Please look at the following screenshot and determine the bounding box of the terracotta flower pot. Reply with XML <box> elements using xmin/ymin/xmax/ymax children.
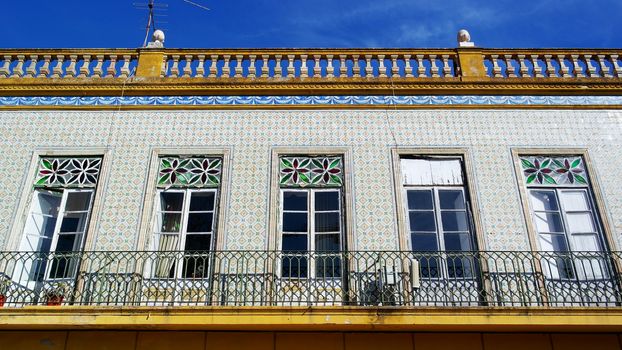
<box><xmin>46</xmin><ymin>295</ymin><xmax>63</xmax><ymax>306</ymax></box>
<box><xmin>0</xmin><ymin>295</ymin><xmax>6</xmax><ymax>307</ymax></box>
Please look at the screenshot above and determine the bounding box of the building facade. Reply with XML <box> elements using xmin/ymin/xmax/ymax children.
<box><xmin>0</xmin><ymin>43</ymin><xmax>621</xmax><ymax>349</ymax></box>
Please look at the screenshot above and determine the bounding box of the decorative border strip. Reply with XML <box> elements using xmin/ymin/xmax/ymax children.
<box><xmin>1</xmin><ymin>95</ymin><xmax>622</xmax><ymax>107</ymax></box>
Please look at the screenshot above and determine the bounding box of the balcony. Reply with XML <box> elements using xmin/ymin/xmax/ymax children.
<box><xmin>0</xmin><ymin>48</ymin><xmax>621</xmax><ymax>97</ymax></box>
<box><xmin>0</xmin><ymin>250</ymin><xmax>620</xmax><ymax>308</ymax></box>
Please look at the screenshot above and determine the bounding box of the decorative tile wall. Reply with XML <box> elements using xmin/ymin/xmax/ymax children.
<box><xmin>1</xmin><ymin>109</ymin><xmax>621</xmax><ymax>251</ymax></box>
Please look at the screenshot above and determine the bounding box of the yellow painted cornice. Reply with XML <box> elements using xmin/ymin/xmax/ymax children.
<box><xmin>1</xmin><ymin>307</ymin><xmax>622</xmax><ymax>332</ymax></box>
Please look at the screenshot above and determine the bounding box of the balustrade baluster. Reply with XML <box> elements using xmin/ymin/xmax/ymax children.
<box><xmin>557</xmin><ymin>55</ymin><xmax>571</xmax><ymax>78</ymax></box>
<box><xmin>597</xmin><ymin>55</ymin><xmax>612</xmax><ymax>78</ymax></box>
<box><xmin>490</xmin><ymin>55</ymin><xmax>502</xmax><ymax>77</ymax></box>
<box><xmin>261</xmin><ymin>54</ymin><xmax>269</xmax><ymax>77</ymax></box>
<box><xmin>300</xmin><ymin>55</ymin><xmax>308</xmax><ymax>78</ymax></box>
<box><xmin>584</xmin><ymin>54</ymin><xmax>597</xmax><ymax>77</ymax></box>
<box><xmin>274</xmin><ymin>55</ymin><xmax>282</xmax><ymax>78</ymax></box>
<box><xmin>119</xmin><ymin>55</ymin><xmax>131</xmax><ymax>78</ymax></box>
<box><xmin>531</xmin><ymin>54</ymin><xmax>544</xmax><ymax>77</ymax></box>
<box><xmin>0</xmin><ymin>55</ymin><xmax>11</xmax><ymax>77</ymax></box>
<box><xmin>517</xmin><ymin>54</ymin><xmax>529</xmax><ymax>77</ymax></box>
<box><xmin>287</xmin><ymin>54</ymin><xmax>295</xmax><ymax>77</ymax></box>
<box><xmin>92</xmin><ymin>55</ymin><xmax>104</xmax><ymax>77</ymax></box>
<box><xmin>391</xmin><ymin>55</ymin><xmax>399</xmax><ymax>78</ymax></box>
<box><xmin>235</xmin><ymin>54</ymin><xmax>243</xmax><ymax>77</ymax></box>
<box><xmin>378</xmin><ymin>54</ymin><xmax>387</xmax><ymax>78</ymax></box>
<box><xmin>416</xmin><ymin>55</ymin><xmax>426</xmax><ymax>77</ymax></box>
<box><xmin>352</xmin><ymin>54</ymin><xmax>360</xmax><ymax>77</ymax></box>
<box><xmin>11</xmin><ymin>55</ymin><xmax>25</xmax><ymax>78</ymax></box>
<box><xmin>66</xmin><ymin>55</ymin><xmax>78</xmax><ymax>78</ymax></box>
<box><xmin>161</xmin><ymin>55</ymin><xmax>168</xmax><ymax>77</ymax></box>
<box><xmin>222</xmin><ymin>55</ymin><xmax>231</xmax><ymax>77</ymax></box>
<box><xmin>170</xmin><ymin>55</ymin><xmax>180</xmax><ymax>77</ymax></box>
<box><xmin>339</xmin><ymin>55</ymin><xmax>347</xmax><ymax>77</ymax></box>
<box><xmin>503</xmin><ymin>54</ymin><xmax>516</xmax><ymax>78</ymax></box>
<box><xmin>544</xmin><ymin>55</ymin><xmax>555</xmax><ymax>77</ymax></box>
<box><xmin>430</xmin><ymin>55</ymin><xmax>440</xmax><ymax>77</ymax></box>
<box><xmin>570</xmin><ymin>54</ymin><xmax>582</xmax><ymax>77</ymax></box>
<box><xmin>248</xmin><ymin>55</ymin><xmax>257</xmax><ymax>78</ymax></box>
<box><xmin>196</xmin><ymin>55</ymin><xmax>205</xmax><ymax>77</ymax></box>
<box><xmin>40</xmin><ymin>55</ymin><xmax>52</xmax><ymax>77</ymax></box>
<box><xmin>442</xmin><ymin>54</ymin><xmax>451</xmax><ymax>77</ymax></box>
<box><xmin>183</xmin><ymin>55</ymin><xmax>193</xmax><ymax>77</ymax></box>
<box><xmin>364</xmin><ymin>55</ymin><xmax>373</xmax><ymax>77</ymax></box>
<box><xmin>209</xmin><ymin>55</ymin><xmax>218</xmax><ymax>77</ymax></box>
<box><xmin>404</xmin><ymin>54</ymin><xmax>413</xmax><ymax>78</ymax></box>
<box><xmin>106</xmin><ymin>55</ymin><xmax>117</xmax><ymax>77</ymax></box>
<box><xmin>611</xmin><ymin>55</ymin><xmax>622</xmax><ymax>77</ymax></box>
<box><xmin>25</xmin><ymin>55</ymin><xmax>39</xmax><ymax>78</ymax></box>
<box><xmin>326</xmin><ymin>55</ymin><xmax>334</xmax><ymax>78</ymax></box>
<box><xmin>51</xmin><ymin>54</ymin><xmax>64</xmax><ymax>78</ymax></box>
<box><xmin>313</xmin><ymin>54</ymin><xmax>321</xmax><ymax>77</ymax></box>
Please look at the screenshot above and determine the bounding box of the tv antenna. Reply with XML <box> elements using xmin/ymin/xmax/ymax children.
<box><xmin>134</xmin><ymin>0</ymin><xmax>210</xmax><ymax>47</ymax></box>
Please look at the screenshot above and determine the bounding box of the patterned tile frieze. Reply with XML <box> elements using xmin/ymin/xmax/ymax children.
<box><xmin>1</xmin><ymin>109</ymin><xmax>621</xmax><ymax>251</ymax></box>
<box><xmin>279</xmin><ymin>156</ymin><xmax>343</xmax><ymax>187</ymax></box>
<box><xmin>2</xmin><ymin>95</ymin><xmax>622</xmax><ymax>107</ymax></box>
<box><xmin>520</xmin><ymin>156</ymin><xmax>588</xmax><ymax>186</ymax></box>
<box><xmin>157</xmin><ymin>156</ymin><xmax>222</xmax><ymax>188</ymax></box>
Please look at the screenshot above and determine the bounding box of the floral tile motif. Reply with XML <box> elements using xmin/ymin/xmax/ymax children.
<box><xmin>35</xmin><ymin>157</ymin><xmax>101</xmax><ymax>188</ymax></box>
<box><xmin>158</xmin><ymin>157</ymin><xmax>221</xmax><ymax>188</ymax></box>
<box><xmin>520</xmin><ymin>156</ymin><xmax>588</xmax><ymax>186</ymax></box>
<box><xmin>280</xmin><ymin>156</ymin><xmax>343</xmax><ymax>187</ymax></box>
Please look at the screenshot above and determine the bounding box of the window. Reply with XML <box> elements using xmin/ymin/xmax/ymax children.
<box><xmin>520</xmin><ymin>155</ymin><xmax>608</xmax><ymax>279</ymax></box>
<box><xmin>400</xmin><ymin>157</ymin><xmax>476</xmax><ymax>278</ymax></box>
<box><xmin>19</xmin><ymin>157</ymin><xmax>101</xmax><ymax>281</ymax></box>
<box><xmin>279</xmin><ymin>156</ymin><xmax>344</xmax><ymax>278</ymax></box>
<box><xmin>151</xmin><ymin>156</ymin><xmax>222</xmax><ymax>279</ymax></box>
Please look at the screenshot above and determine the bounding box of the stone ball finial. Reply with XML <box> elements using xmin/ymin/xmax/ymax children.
<box><xmin>457</xmin><ymin>29</ymin><xmax>474</xmax><ymax>47</ymax></box>
<box><xmin>153</xmin><ymin>29</ymin><xmax>165</xmax><ymax>44</ymax></box>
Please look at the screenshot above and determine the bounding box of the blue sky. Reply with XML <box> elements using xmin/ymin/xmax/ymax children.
<box><xmin>3</xmin><ymin>0</ymin><xmax>620</xmax><ymax>48</ymax></box>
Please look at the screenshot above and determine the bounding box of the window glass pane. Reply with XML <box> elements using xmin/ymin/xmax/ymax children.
<box><xmin>538</xmin><ymin>233</ymin><xmax>569</xmax><ymax>252</ymax></box>
<box><xmin>315</xmin><ymin>212</ymin><xmax>340</xmax><ymax>232</ymax></box>
<box><xmin>187</xmin><ymin>213</ymin><xmax>213</xmax><ymax>233</ymax></box>
<box><xmin>401</xmin><ymin>159</ymin><xmax>463</xmax><ymax>185</ymax></box>
<box><xmin>55</xmin><ymin>234</ymin><xmax>78</xmax><ymax>252</ymax></box>
<box><xmin>159</xmin><ymin>213</ymin><xmax>182</xmax><ymax>232</ymax></box>
<box><xmin>157</xmin><ymin>234</ymin><xmax>179</xmax><ymax>251</ymax></box>
<box><xmin>160</xmin><ymin>192</ymin><xmax>184</xmax><ymax>211</ymax></box>
<box><xmin>64</xmin><ymin>192</ymin><xmax>92</xmax><ymax>211</ymax></box>
<box><xmin>283</xmin><ymin>191</ymin><xmax>307</xmax><ymax>211</ymax></box>
<box><xmin>409</xmin><ymin>211</ymin><xmax>436</xmax><ymax>232</ymax></box>
<box><xmin>316</xmin><ymin>256</ymin><xmax>341</xmax><ymax>278</ymax></box>
<box><xmin>184</xmin><ymin>234</ymin><xmax>211</xmax><ymax>251</ymax></box>
<box><xmin>566</xmin><ymin>213</ymin><xmax>595</xmax><ymax>233</ymax></box>
<box><xmin>534</xmin><ymin>212</ymin><xmax>564</xmax><ymax>233</ymax></box>
<box><xmin>283</xmin><ymin>212</ymin><xmax>308</xmax><ymax>232</ymax></box>
<box><xmin>406</xmin><ymin>190</ymin><xmax>433</xmax><ymax>210</ymax></box>
<box><xmin>189</xmin><ymin>192</ymin><xmax>215</xmax><ymax>211</ymax></box>
<box><xmin>36</xmin><ymin>191</ymin><xmax>62</xmax><ymax>216</ymax></box>
<box><xmin>571</xmin><ymin>233</ymin><xmax>600</xmax><ymax>251</ymax></box>
<box><xmin>315</xmin><ymin>191</ymin><xmax>339</xmax><ymax>211</ymax></box>
<box><xmin>560</xmin><ymin>191</ymin><xmax>589</xmax><ymax>211</ymax></box>
<box><xmin>282</xmin><ymin>234</ymin><xmax>308</xmax><ymax>251</ymax></box>
<box><xmin>315</xmin><ymin>234</ymin><xmax>340</xmax><ymax>252</ymax></box>
<box><xmin>281</xmin><ymin>255</ymin><xmax>308</xmax><ymax>278</ymax></box>
<box><xmin>441</xmin><ymin>211</ymin><xmax>469</xmax><ymax>232</ymax></box>
<box><xmin>439</xmin><ymin>190</ymin><xmax>465</xmax><ymax>209</ymax></box>
<box><xmin>411</xmin><ymin>232</ymin><xmax>438</xmax><ymax>251</ymax></box>
<box><xmin>443</xmin><ymin>232</ymin><xmax>472</xmax><ymax>251</ymax></box>
<box><xmin>530</xmin><ymin>191</ymin><xmax>559</xmax><ymax>211</ymax></box>
<box><xmin>59</xmin><ymin>213</ymin><xmax>88</xmax><ymax>233</ymax></box>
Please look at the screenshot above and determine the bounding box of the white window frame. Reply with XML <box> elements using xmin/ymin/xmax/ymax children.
<box><xmin>151</xmin><ymin>188</ymin><xmax>219</xmax><ymax>279</ymax></box>
<box><xmin>279</xmin><ymin>188</ymin><xmax>344</xmax><ymax>279</ymax></box>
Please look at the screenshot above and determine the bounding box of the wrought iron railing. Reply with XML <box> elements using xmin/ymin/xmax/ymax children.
<box><xmin>0</xmin><ymin>250</ymin><xmax>619</xmax><ymax>307</ymax></box>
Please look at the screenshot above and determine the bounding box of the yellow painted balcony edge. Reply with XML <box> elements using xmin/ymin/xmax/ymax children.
<box><xmin>1</xmin><ymin>307</ymin><xmax>622</xmax><ymax>332</ymax></box>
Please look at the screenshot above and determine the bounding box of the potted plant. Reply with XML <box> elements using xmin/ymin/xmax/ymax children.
<box><xmin>0</xmin><ymin>279</ymin><xmax>10</xmax><ymax>307</ymax></box>
<box><xmin>44</xmin><ymin>282</ymin><xmax>69</xmax><ymax>306</ymax></box>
